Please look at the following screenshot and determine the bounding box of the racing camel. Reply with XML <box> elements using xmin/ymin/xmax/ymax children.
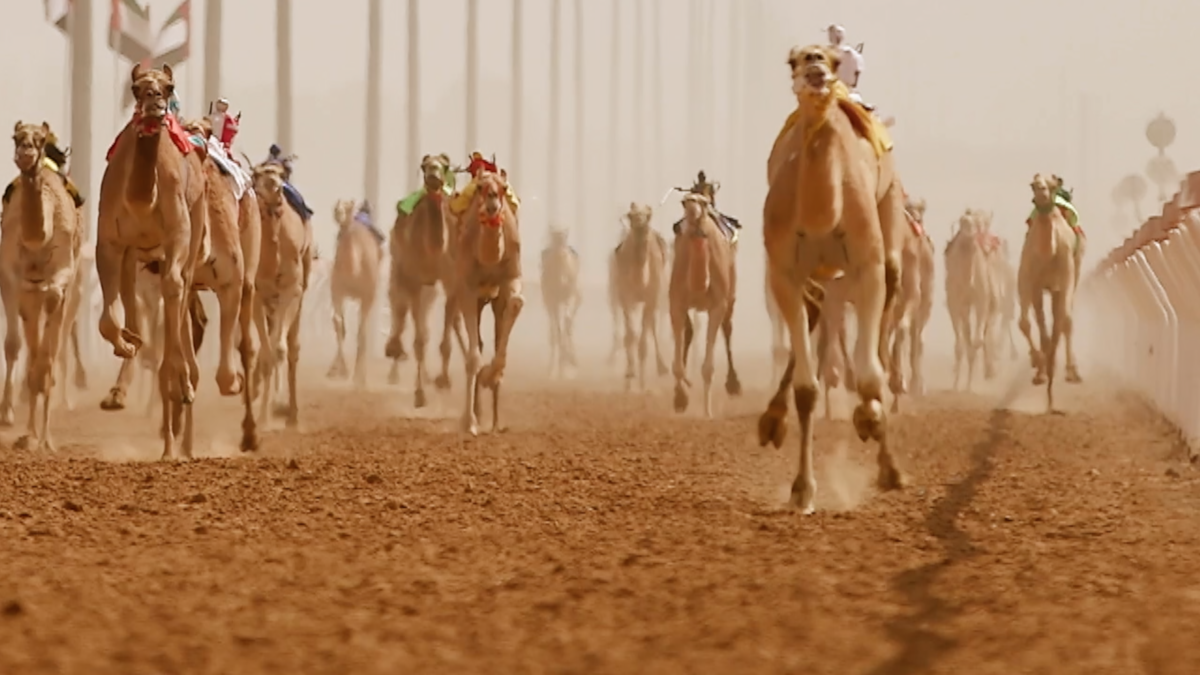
<box><xmin>329</xmin><ymin>199</ymin><xmax>383</xmax><ymax>388</ymax></box>
<box><xmin>668</xmin><ymin>192</ymin><xmax>741</xmax><ymax>417</ymax></box>
<box><xmin>97</xmin><ymin>63</ymin><xmax>216</xmax><ymax>460</ymax></box>
<box><xmin>886</xmin><ymin>192</ymin><xmax>936</xmax><ymax>405</ymax></box>
<box><xmin>1018</xmin><ymin>173</ymin><xmax>1082</xmax><ymax>411</ymax></box>
<box><xmin>452</xmin><ymin>170</ymin><xmax>523</xmax><ymax>435</ymax></box>
<box><xmin>386</xmin><ymin>154</ymin><xmax>464</xmax><ymax>404</ymax></box>
<box><xmin>944</xmin><ymin>208</ymin><xmax>1000</xmax><ymax>391</ymax></box>
<box><xmin>250</xmin><ymin>160</ymin><xmax>312</xmax><ymax>428</ymax></box>
<box><xmin>612</xmin><ymin>203</ymin><xmax>670</xmax><ymax>390</ymax></box>
<box><xmin>0</xmin><ymin>121</ymin><xmax>82</xmax><ymax>451</ymax></box>
<box><xmin>540</xmin><ymin>226</ymin><xmax>582</xmax><ymax>378</ymax></box>
<box><xmin>758</xmin><ymin>45</ymin><xmax>907</xmax><ymax>513</ymax></box>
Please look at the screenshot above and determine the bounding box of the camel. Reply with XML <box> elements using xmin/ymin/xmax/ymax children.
<box><xmin>668</xmin><ymin>192</ymin><xmax>740</xmax><ymax>417</ymax></box>
<box><xmin>98</xmin><ymin>266</ymin><xmax>169</xmax><ymax>417</ymax></box>
<box><xmin>0</xmin><ymin>121</ymin><xmax>82</xmax><ymax>451</ymax></box>
<box><xmin>386</xmin><ymin>154</ymin><xmax>465</xmax><ymax>404</ymax></box>
<box><xmin>992</xmin><ymin>239</ymin><xmax>1020</xmax><ymax>360</ymax></box>
<box><xmin>612</xmin><ymin>203</ymin><xmax>670</xmax><ymax>390</ymax></box>
<box><xmin>943</xmin><ymin>209</ymin><xmax>1000</xmax><ymax>390</ymax></box>
<box><xmin>451</xmin><ymin>170</ymin><xmax>523</xmax><ymax>435</ymax></box>
<box><xmin>1018</xmin><ymin>173</ymin><xmax>1082</xmax><ymax>411</ymax></box>
<box><xmin>758</xmin><ymin>45</ymin><xmax>907</xmax><ymax>514</ymax></box>
<box><xmin>250</xmin><ymin>161</ymin><xmax>312</xmax><ymax>428</ymax></box>
<box><xmin>884</xmin><ymin>194</ymin><xmax>936</xmax><ymax>406</ymax></box>
<box><xmin>329</xmin><ymin>199</ymin><xmax>383</xmax><ymax>387</ymax></box>
<box><xmin>540</xmin><ymin>227</ymin><xmax>582</xmax><ymax>378</ymax></box>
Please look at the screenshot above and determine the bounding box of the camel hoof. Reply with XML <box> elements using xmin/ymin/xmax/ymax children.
<box><xmin>673</xmin><ymin>385</ymin><xmax>688</xmax><ymax>413</ymax></box>
<box><xmin>757</xmin><ymin>410</ymin><xmax>787</xmax><ymax>448</ymax></box>
<box><xmin>240</xmin><ymin>432</ymin><xmax>259</xmax><ymax>453</ymax></box>
<box><xmin>285</xmin><ymin>416</ymin><xmax>299</xmax><ymax>430</ymax></box>
<box><xmin>1066</xmin><ymin>367</ymin><xmax>1083</xmax><ymax>384</ymax></box>
<box><xmin>461</xmin><ymin>416</ymin><xmax>479</xmax><ymax>436</ymax></box>
<box><xmin>852</xmin><ymin>399</ymin><xmax>886</xmax><ymax>443</ymax></box>
<box><xmin>272</xmin><ymin>404</ymin><xmax>290</xmax><ymax>419</ymax></box>
<box><xmin>877</xmin><ymin>466</ymin><xmax>908</xmax><ymax>491</ymax></box>
<box><xmin>414</xmin><ymin>389</ymin><xmax>428</xmax><ymax>409</ymax></box>
<box><xmin>789</xmin><ymin>483</ymin><xmax>817</xmax><ymax>515</ymax></box>
<box><xmin>0</xmin><ymin>407</ymin><xmax>13</xmax><ymax>427</ymax></box>
<box><xmin>725</xmin><ymin>374</ymin><xmax>743</xmax><ymax>397</ymax></box>
<box><xmin>218</xmin><ymin>372</ymin><xmax>244</xmax><ymax>397</ymax></box>
<box><xmin>13</xmin><ymin>435</ymin><xmax>33</xmax><ymax>451</ymax></box>
<box><xmin>434</xmin><ymin>374</ymin><xmax>451</xmax><ymax>390</ymax></box>
<box><xmin>1032</xmin><ymin>373</ymin><xmax>1047</xmax><ymax>386</ymax></box>
<box><xmin>99</xmin><ymin>388</ymin><xmax>126</xmax><ymax>411</ymax></box>
<box><xmin>384</xmin><ymin>336</ymin><xmax>408</xmax><ymax>361</ymax></box>
<box><xmin>387</xmin><ymin>371</ymin><xmax>401</xmax><ymax>386</ymax></box>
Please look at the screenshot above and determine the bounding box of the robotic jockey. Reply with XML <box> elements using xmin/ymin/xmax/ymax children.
<box><xmin>207</xmin><ymin>98</ymin><xmax>241</xmax><ymax>154</ymax></box>
<box><xmin>826</xmin><ymin>24</ymin><xmax>870</xmax><ymax>109</ymax></box>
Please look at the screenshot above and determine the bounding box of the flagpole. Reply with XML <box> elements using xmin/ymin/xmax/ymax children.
<box><xmin>204</xmin><ymin>0</ymin><xmax>222</xmax><ymax>105</ymax></box>
<box><xmin>71</xmin><ymin>0</ymin><xmax>94</xmax><ymax>242</ymax></box>
<box><xmin>364</xmin><ymin>0</ymin><xmax>382</xmax><ymax>214</ymax></box>
<box><xmin>276</xmin><ymin>0</ymin><xmax>293</xmax><ymax>153</ymax></box>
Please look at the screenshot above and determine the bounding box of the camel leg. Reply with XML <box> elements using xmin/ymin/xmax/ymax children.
<box><xmin>54</xmin><ymin>268</ymin><xmax>82</xmax><ymax>413</ymax></box>
<box><xmin>411</xmin><ymin>285</ymin><xmax>435</xmax><ymax>408</ymax></box>
<box><xmin>157</xmin><ymin>239</ymin><xmax>193</xmax><ymax>461</ymax></box>
<box><xmin>1062</xmin><ymin>286</ymin><xmax>1082</xmax><ymax>384</ymax></box>
<box><xmin>213</xmin><ymin>283</ymin><xmax>244</xmax><ymax>396</ymax></box>
<box><xmin>669</xmin><ymin>302</ymin><xmax>691</xmax><ymax>413</ymax></box>
<box><xmin>14</xmin><ymin>291</ymin><xmax>45</xmax><ymax>451</ymax></box>
<box><xmin>981</xmin><ymin>302</ymin><xmax>997</xmax><ymax>381</ymax></box>
<box><xmin>546</xmin><ymin>301</ymin><xmax>561</xmax><ymax>379</ymax></box>
<box><xmin>607</xmin><ymin>284</ymin><xmax>623</xmax><ymax>368</ymax></box>
<box><xmin>1030</xmin><ymin>291</ymin><xmax>1049</xmax><ymax>386</ymax></box>
<box><xmin>328</xmin><ymin>293</ymin><xmax>349</xmax><ymax>380</ymax></box>
<box><xmin>354</xmin><ymin>292</ymin><xmax>375</xmax><ymax>389</ymax></box>
<box><xmin>722</xmin><ymin>303</ymin><xmax>742</xmax><ymax>397</ymax></box>
<box><xmin>1017</xmin><ymin>287</ymin><xmax>1042</xmax><ymax>380</ymax></box>
<box><xmin>622</xmin><ymin>302</ymin><xmax>639</xmax><ymax>391</ymax></box>
<box><xmin>564</xmin><ymin>290</ymin><xmax>582</xmax><ymax>371</ymax></box>
<box><xmin>35</xmin><ymin>282</ymin><xmax>70</xmax><ymax>452</ymax></box>
<box><xmin>254</xmin><ymin>296</ymin><xmax>277</xmax><ymax>428</ymax></box>
<box><xmin>239</xmin><ymin>282</ymin><xmax>260</xmax><ymax>452</ymax></box>
<box><xmin>766</xmin><ymin>271</ymin><xmax>820</xmax><ymax>513</ymax></box>
<box><xmin>96</xmin><ymin>240</ymin><xmax>142</xmax><ymax>358</ymax></box>
<box><xmin>71</xmin><ymin>319</ymin><xmax>88</xmax><ymax>390</ymax></box>
<box><xmin>479</xmin><ymin>282</ymin><xmax>524</xmax><ymax>433</ymax></box>
<box><xmin>457</xmin><ymin>291</ymin><xmax>484</xmax><ymax>436</ymax></box>
<box><xmin>951</xmin><ymin>310</ymin><xmax>967</xmax><ymax>391</ymax></box>
<box><xmin>850</xmin><ymin>252</ymin><xmax>904</xmax><ymax>492</ymax></box>
<box><xmin>637</xmin><ymin>301</ymin><xmax>656</xmax><ymax>392</ymax></box>
<box><xmin>434</xmin><ymin>285</ymin><xmax>459</xmax><ymax>390</ymax></box>
<box><xmin>1045</xmin><ymin>290</ymin><xmax>1066</xmax><ymax>412</ymax></box>
<box><xmin>282</xmin><ymin>298</ymin><xmax>303</xmax><ymax>429</ymax></box>
<box><xmin>0</xmin><ymin>270</ymin><xmax>20</xmax><ymax>427</ymax></box>
<box><xmin>388</xmin><ymin>285</ymin><xmax>413</xmax><ymax>386</ymax></box>
<box><xmin>646</xmin><ymin>294</ymin><xmax>670</xmax><ymax>378</ymax></box>
<box><xmin>700</xmin><ymin>307</ymin><xmax>725</xmax><ymax>419</ymax></box>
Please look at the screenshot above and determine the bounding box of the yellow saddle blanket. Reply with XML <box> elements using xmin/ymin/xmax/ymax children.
<box><xmin>774</xmin><ymin>80</ymin><xmax>893</xmax><ymax>159</ymax></box>
<box><xmin>448</xmin><ymin>177</ymin><xmax>521</xmax><ymax>216</ymax></box>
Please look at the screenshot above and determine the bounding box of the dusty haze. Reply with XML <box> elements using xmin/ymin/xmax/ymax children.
<box><xmin>1</xmin><ymin>0</ymin><xmax>1191</xmax><ymax>355</ymax></box>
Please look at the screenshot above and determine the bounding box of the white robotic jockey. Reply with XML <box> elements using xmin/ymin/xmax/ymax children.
<box><xmin>825</xmin><ymin>24</ymin><xmax>893</xmax><ymax>126</ymax></box>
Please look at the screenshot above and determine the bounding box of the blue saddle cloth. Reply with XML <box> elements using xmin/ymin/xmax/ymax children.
<box><xmin>283</xmin><ymin>182</ymin><xmax>314</xmax><ymax>221</ymax></box>
<box><xmin>338</xmin><ymin>210</ymin><xmax>386</xmax><ymax>244</ymax></box>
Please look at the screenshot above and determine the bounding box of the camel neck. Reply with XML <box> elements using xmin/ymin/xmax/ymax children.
<box><xmin>17</xmin><ymin>169</ymin><xmax>47</xmax><ymax>246</ymax></box>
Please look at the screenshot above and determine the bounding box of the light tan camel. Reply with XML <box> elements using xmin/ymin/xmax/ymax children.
<box><xmin>0</xmin><ymin>121</ymin><xmax>82</xmax><ymax>451</ymax></box>
<box><xmin>613</xmin><ymin>203</ymin><xmax>670</xmax><ymax>390</ymax></box>
<box><xmin>540</xmin><ymin>227</ymin><xmax>582</xmax><ymax>378</ymax></box>
<box><xmin>329</xmin><ymin>199</ymin><xmax>383</xmax><ymax>387</ymax></box>
<box><xmin>1018</xmin><ymin>173</ymin><xmax>1081</xmax><ymax>411</ymax></box>
<box><xmin>668</xmin><ymin>192</ymin><xmax>740</xmax><ymax>417</ymax></box>
<box><xmin>888</xmin><ymin>194</ymin><xmax>936</xmax><ymax>403</ymax></box>
<box><xmin>758</xmin><ymin>45</ymin><xmax>907</xmax><ymax>514</ymax></box>
<box><xmin>452</xmin><ymin>170</ymin><xmax>524</xmax><ymax>435</ymax></box>
<box><xmin>250</xmin><ymin>161</ymin><xmax>312</xmax><ymax>429</ymax></box>
<box><xmin>386</xmin><ymin>154</ymin><xmax>465</xmax><ymax>404</ymax></box>
<box><xmin>943</xmin><ymin>208</ymin><xmax>999</xmax><ymax>391</ymax></box>
<box><xmin>96</xmin><ymin>63</ymin><xmax>217</xmax><ymax>460</ymax></box>
<box><xmin>992</xmin><ymin>239</ymin><xmax>1020</xmax><ymax>360</ymax></box>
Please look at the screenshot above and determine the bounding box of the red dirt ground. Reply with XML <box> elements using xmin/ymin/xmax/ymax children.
<box><xmin>0</xmin><ymin>354</ymin><xmax>1198</xmax><ymax>674</ymax></box>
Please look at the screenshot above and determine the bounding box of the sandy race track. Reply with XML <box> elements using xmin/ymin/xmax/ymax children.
<box><xmin>1</xmin><ymin>321</ymin><xmax>1199</xmax><ymax>674</ymax></box>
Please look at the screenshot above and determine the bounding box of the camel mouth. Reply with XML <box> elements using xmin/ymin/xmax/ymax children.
<box><xmin>14</xmin><ymin>151</ymin><xmax>39</xmax><ymax>174</ymax></box>
<box><xmin>803</xmin><ymin>65</ymin><xmax>831</xmax><ymax>90</ymax></box>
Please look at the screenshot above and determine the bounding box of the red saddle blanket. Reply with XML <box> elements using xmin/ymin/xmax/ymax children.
<box><xmin>905</xmin><ymin>210</ymin><xmax>925</xmax><ymax>238</ymax></box>
<box><xmin>977</xmin><ymin>232</ymin><xmax>1002</xmax><ymax>255</ymax></box>
<box><xmin>105</xmin><ymin>113</ymin><xmax>193</xmax><ymax>162</ymax></box>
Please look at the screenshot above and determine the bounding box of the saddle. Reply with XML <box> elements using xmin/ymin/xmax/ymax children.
<box><xmin>105</xmin><ymin>112</ymin><xmax>194</xmax><ymax>162</ymax></box>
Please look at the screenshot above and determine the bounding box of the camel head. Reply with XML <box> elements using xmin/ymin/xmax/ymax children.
<box><xmin>420</xmin><ymin>153</ymin><xmax>451</xmax><ymax>194</ymax></box>
<box><xmin>622</xmin><ymin>202</ymin><xmax>654</xmax><ymax>238</ymax></box>
<box><xmin>475</xmin><ymin>171</ymin><xmax>509</xmax><ymax>228</ymax></box>
<box><xmin>12</xmin><ymin>121</ymin><xmax>50</xmax><ymax>176</ymax></box>
<box><xmin>957</xmin><ymin>209</ymin><xmax>983</xmax><ymax>237</ymax></box>
<box><xmin>1030</xmin><ymin>173</ymin><xmax>1057</xmax><ymax>210</ymax></box>
<box><xmin>905</xmin><ymin>196</ymin><xmax>927</xmax><ymax>223</ymax></box>
<box><xmin>130</xmin><ymin>63</ymin><xmax>176</xmax><ymax>134</ymax></box>
<box><xmin>788</xmin><ymin>44</ymin><xmax>840</xmax><ymax>99</ymax></box>
<box><xmin>333</xmin><ymin>199</ymin><xmax>356</xmax><ymax>230</ymax></box>
<box><xmin>680</xmin><ymin>192</ymin><xmax>711</xmax><ymax>234</ymax></box>
<box><xmin>548</xmin><ymin>225</ymin><xmax>569</xmax><ymax>249</ymax></box>
<box><xmin>182</xmin><ymin>117</ymin><xmax>213</xmax><ymax>139</ymax></box>
<box><xmin>252</xmin><ymin>162</ymin><xmax>287</xmax><ymax>216</ymax></box>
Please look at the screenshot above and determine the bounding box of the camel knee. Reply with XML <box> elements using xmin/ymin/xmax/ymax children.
<box><xmin>793</xmin><ymin>384</ymin><xmax>818</xmax><ymax>418</ymax></box>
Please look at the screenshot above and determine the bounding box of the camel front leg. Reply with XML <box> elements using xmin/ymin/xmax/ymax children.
<box><xmin>284</xmin><ymin>298</ymin><xmax>304</xmax><ymax>428</ymax></box>
<box><xmin>622</xmin><ymin>301</ymin><xmax>639</xmax><ymax>391</ymax></box>
<box><xmin>56</xmin><ymin>273</ymin><xmax>82</xmax><ymax>412</ymax></box>
<box><xmin>645</xmin><ymin>295</ymin><xmax>670</xmax><ymax>379</ymax></box>
<box><xmin>34</xmin><ymin>283</ymin><xmax>71</xmax><ymax>452</ymax></box>
<box><xmin>1030</xmin><ymin>291</ymin><xmax>1050</xmax><ymax>386</ymax></box>
<box><xmin>387</xmin><ymin>284</ymin><xmax>412</xmax><ymax>386</ymax></box>
<box><xmin>479</xmin><ymin>281</ymin><xmax>524</xmax><ymax>433</ymax></box>
<box><xmin>950</xmin><ymin>309</ymin><xmax>967</xmax><ymax>391</ymax></box>
<box><xmin>0</xmin><ymin>268</ymin><xmax>21</xmax><ymax>426</ymax></box>
<box><xmin>546</xmin><ymin>301</ymin><xmax>561</xmax><ymax>379</ymax></box>
<box><xmin>254</xmin><ymin>296</ymin><xmax>277</xmax><ymax>427</ymax></box>
<box><xmin>434</xmin><ymin>283</ymin><xmax>460</xmax><ymax>390</ymax></box>
<box><xmin>721</xmin><ymin>306</ymin><xmax>742</xmax><ymax>398</ymax></box>
<box><xmin>1061</xmin><ymin>286</ymin><xmax>1082</xmax><ymax>384</ymax></box>
<box><xmin>669</xmin><ymin>303</ymin><xmax>691</xmax><ymax>414</ymax></box>
<box><xmin>157</xmin><ymin>240</ymin><xmax>193</xmax><ymax>461</ymax></box>
<box><xmin>14</xmin><ymin>291</ymin><xmax>46</xmax><ymax>450</ymax></box>
<box><xmin>850</xmin><ymin>253</ymin><xmax>905</xmax><ymax>492</ymax></box>
<box><xmin>457</xmin><ymin>290</ymin><xmax>484</xmax><ymax>436</ymax></box>
<box><xmin>700</xmin><ymin>306</ymin><xmax>725</xmax><ymax>419</ymax></box>
<box><xmin>214</xmin><ymin>281</ymin><xmax>245</xmax><ymax>396</ymax></box>
<box><xmin>238</xmin><ymin>281</ymin><xmax>260</xmax><ymax>452</ymax></box>
<box><xmin>327</xmin><ymin>293</ymin><xmax>348</xmax><ymax>380</ymax></box>
<box><xmin>765</xmin><ymin>271</ymin><xmax>819</xmax><ymax>513</ymax></box>
<box><xmin>353</xmin><ymin>292</ymin><xmax>376</xmax><ymax>389</ymax></box>
<box><xmin>1016</xmin><ymin>288</ymin><xmax>1040</xmax><ymax>378</ymax></box>
<box><xmin>96</xmin><ymin>240</ymin><xmax>142</xmax><ymax>358</ymax></box>
<box><xmin>411</xmin><ymin>285</ymin><xmax>435</xmax><ymax>408</ymax></box>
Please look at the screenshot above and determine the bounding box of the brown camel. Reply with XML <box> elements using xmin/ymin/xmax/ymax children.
<box><xmin>758</xmin><ymin>45</ymin><xmax>907</xmax><ymax>514</ymax></box>
<box><xmin>613</xmin><ymin>203</ymin><xmax>670</xmax><ymax>390</ymax></box>
<box><xmin>668</xmin><ymin>192</ymin><xmax>740</xmax><ymax>417</ymax></box>
<box><xmin>250</xmin><ymin>160</ymin><xmax>312</xmax><ymax>429</ymax></box>
<box><xmin>540</xmin><ymin>227</ymin><xmax>582</xmax><ymax>378</ymax></box>
<box><xmin>98</xmin><ymin>266</ymin><xmax>168</xmax><ymax>417</ymax></box>
<box><xmin>0</xmin><ymin>121</ymin><xmax>82</xmax><ymax>451</ymax></box>
<box><xmin>451</xmin><ymin>170</ymin><xmax>524</xmax><ymax>435</ymax></box>
<box><xmin>883</xmin><ymin>192</ymin><xmax>936</xmax><ymax>407</ymax></box>
<box><xmin>943</xmin><ymin>208</ymin><xmax>999</xmax><ymax>391</ymax></box>
<box><xmin>96</xmin><ymin>63</ymin><xmax>217</xmax><ymax>460</ymax></box>
<box><xmin>329</xmin><ymin>199</ymin><xmax>383</xmax><ymax>387</ymax></box>
<box><xmin>386</xmin><ymin>154</ymin><xmax>465</xmax><ymax>404</ymax></box>
<box><xmin>1018</xmin><ymin>173</ymin><xmax>1081</xmax><ymax>411</ymax></box>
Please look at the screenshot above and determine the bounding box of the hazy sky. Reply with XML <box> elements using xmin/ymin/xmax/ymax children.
<box><xmin>2</xmin><ymin>0</ymin><xmax>1196</xmax><ymax>285</ymax></box>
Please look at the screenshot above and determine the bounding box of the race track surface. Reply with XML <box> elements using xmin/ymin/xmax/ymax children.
<box><xmin>1</xmin><ymin>358</ymin><xmax>1198</xmax><ymax>674</ymax></box>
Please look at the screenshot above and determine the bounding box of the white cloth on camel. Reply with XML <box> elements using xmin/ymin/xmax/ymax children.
<box><xmin>206</xmin><ymin>135</ymin><xmax>251</xmax><ymax>200</ymax></box>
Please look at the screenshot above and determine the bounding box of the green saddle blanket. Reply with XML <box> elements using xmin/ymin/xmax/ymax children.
<box><xmin>397</xmin><ymin>186</ymin><xmax>453</xmax><ymax>216</ymax></box>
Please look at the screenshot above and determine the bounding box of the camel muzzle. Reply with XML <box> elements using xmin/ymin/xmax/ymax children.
<box><xmin>804</xmin><ymin>65</ymin><xmax>831</xmax><ymax>89</ymax></box>
<box><xmin>14</xmin><ymin>150</ymin><xmax>38</xmax><ymax>174</ymax></box>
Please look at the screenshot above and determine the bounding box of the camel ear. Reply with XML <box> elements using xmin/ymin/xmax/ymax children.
<box><xmin>162</xmin><ymin>64</ymin><xmax>174</xmax><ymax>81</ymax></box>
<box><xmin>13</xmin><ymin>121</ymin><xmax>22</xmax><ymax>134</ymax></box>
<box><xmin>421</xmin><ymin>154</ymin><xmax>430</xmax><ymax>164</ymax></box>
<box><xmin>131</xmin><ymin>63</ymin><xmax>145</xmax><ymax>83</ymax></box>
<box><xmin>40</xmin><ymin>122</ymin><xmax>51</xmax><ymax>135</ymax></box>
